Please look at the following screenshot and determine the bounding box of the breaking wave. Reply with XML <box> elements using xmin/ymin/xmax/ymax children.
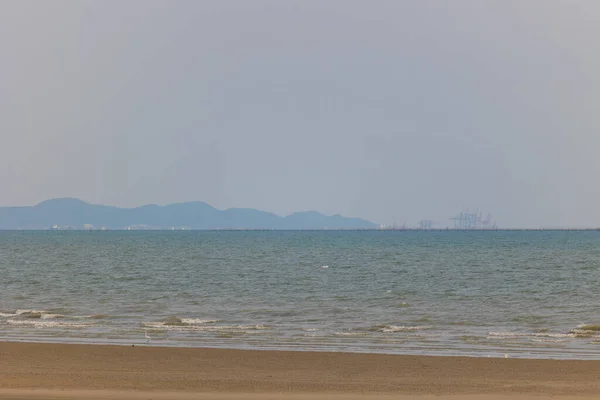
<box><xmin>6</xmin><ymin>319</ymin><xmax>90</xmax><ymax>328</ymax></box>
<box><xmin>0</xmin><ymin>309</ymin><xmax>108</xmax><ymax>320</ymax></box>
<box><xmin>142</xmin><ymin>317</ymin><xmax>269</xmax><ymax>333</ymax></box>
<box><xmin>363</xmin><ymin>324</ymin><xmax>432</xmax><ymax>333</ymax></box>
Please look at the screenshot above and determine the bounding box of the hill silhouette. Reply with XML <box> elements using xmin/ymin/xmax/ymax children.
<box><xmin>0</xmin><ymin>198</ymin><xmax>377</xmax><ymax>230</ymax></box>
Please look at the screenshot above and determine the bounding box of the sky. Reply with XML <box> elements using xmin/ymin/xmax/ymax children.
<box><xmin>2</xmin><ymin>1</ymin><xmax>600</xmax><ymax>228</ymax></box>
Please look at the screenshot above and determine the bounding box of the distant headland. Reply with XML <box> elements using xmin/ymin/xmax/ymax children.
<box><xmin>0</xmin><ymin>198</ymin><xmax>378</xmax><ymax>230</ymax></box>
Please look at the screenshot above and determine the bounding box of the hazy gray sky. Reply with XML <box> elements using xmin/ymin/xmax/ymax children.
<box><xmin>2</xmin><ymin>0</ymin><xmax>600</xmax><ymax>228</ymax></box>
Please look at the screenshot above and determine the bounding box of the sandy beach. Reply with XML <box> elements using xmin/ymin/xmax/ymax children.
<box><xmin>1</xmin><ymin>342</ymin><xmax>600</xmax><ymax>399</ymax></box>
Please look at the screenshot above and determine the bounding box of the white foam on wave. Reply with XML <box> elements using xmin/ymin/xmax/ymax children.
<box><xmin>382</xmin><ymin>325</ymin><xmax>432</xmax><ymax>333</ymax></box>
<box><xmin>16</xmin><ymin>309</ymin><xmax>47</xmax><ymax>315</ymax></box>
<box><xmin>142</xmin><ymin>317</ymin><xmax>220</xmax><ymax>329</ymax></box>
<box><xmin>531</xmin><ymin>338</ymin><xmax>567</xmax><ymax>343</ymax></box>
<box><xmin>4</xmin><ymin>309</ymin><xmax>109</xmax><ymax>320</ymax></box>
<box><xmin>180</xmin><ymin>318</ymin><xmax>220</xmax><ymax>325</ymax></box>
<box><xmin>40</xmin><ymin>313</ymin><xmax>63</xmax><ymax>319</ymax></box>
<box><xmin>537</xmin><ymin>332</ymin><xmax>573</xmax><ymax>338</ymax></box>
<box><xmin>142</xmin><ymin>322</ymin><xmax>270</xmax><ymax>332</ymax></box>
<box><xmin>11</xmin><ymin>309</ymin><xmax>66</xmax><ymax>319</ymax></box>
<box><xmin>6</xmin><ymin>319</ymin><xmax>90</xmax><ymax>328</ymax></box>
<box><xmin>488</xmin><ymin>331</ymin><xmax>575</xmax><ymax>340</ymax></box>
<box><xmin>0</xmin><ymin>312</ymin><xmax>18</xmax><ymax>317</ymax></box>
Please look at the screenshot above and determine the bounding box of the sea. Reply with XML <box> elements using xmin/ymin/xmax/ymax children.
<box><xmin>1</xmin><ymin>230</ymin><xmax>600</xmax><ymax>359</ymax></box>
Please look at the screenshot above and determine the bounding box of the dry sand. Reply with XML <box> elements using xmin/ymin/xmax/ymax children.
<box><xmin>1</xmin><ymin>342</ymin><xmax>599</xmax><ymax>399</ymax></box>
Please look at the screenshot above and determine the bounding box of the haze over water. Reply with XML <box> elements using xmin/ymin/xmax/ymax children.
<box><xmin>1</xmin><ymin>230</ymin><xmax>600</xmax><ymax>359</ymax></box>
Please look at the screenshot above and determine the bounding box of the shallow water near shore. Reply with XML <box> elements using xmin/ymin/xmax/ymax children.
<box><xmin>2</xmin><ymin>230</ymin><xmax>600</xmax><ymax>359</ymax></box>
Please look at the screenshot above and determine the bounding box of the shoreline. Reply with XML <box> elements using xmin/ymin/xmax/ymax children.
<box><xmin>1</xmin><ymin>342</ymin><xmax>600</xmax><ymax>398</ymax></box>
<box><xmin>1</xmin><ymin>337</ymin><xmax>597</xmax><ymax>361</ymax></box>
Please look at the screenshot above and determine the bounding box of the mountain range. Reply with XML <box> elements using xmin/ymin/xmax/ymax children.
<box><xmin>0</xmin><ymin>198</ymin><xmax>377</xmax><ymax>230</ymax></box>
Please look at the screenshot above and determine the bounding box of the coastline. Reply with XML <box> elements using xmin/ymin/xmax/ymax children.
<box><xmin>1</xmin><ymin>342</ymin><xmax>600</xmax><ymax>399</ymax></box>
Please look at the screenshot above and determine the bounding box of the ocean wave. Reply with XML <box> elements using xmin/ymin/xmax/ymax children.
<box><xmin>383</xmin><ymin>325</ymin><xmax>432</xmax><ymax>333</ymax></box>
<box><xmin>569</xmin><ymin>325</ymin><xmax>600</xmax><ymax>338</ymax></box>
<box><xmin>334</xmin><ymin>332</ymin><xmax>369</xmax><ymax>337</ymax></box>
<box><xmin>181</xmin><ymin>318</ymin><xmax>220</xmax><ymax>325</ymax></box>
<box><xmin>143</xmin><ymin>316</ymin><xmax>220</xmax><ymax>327</ymax></box>
<box><xmin>6</xmin><ymin>319</ymin><xmax>90</xmax><ymax>328</ymax></box>
<box><xmin>0</xmin><ymin>309</ymin><xmax>110</xmax><ymax>320</ymax></box>
<box><xmin>3</xmin><ymin>309</ymin><xmax>104</xmax><ymax>320</ymax></box>
<box><xmin>531</xmin><ymin>338</ymin><xmax>568</xmax><ymax>343</ymax></box>
<box><xmin>15</xmin><ymin>309</ymin><xmax>48</xmax><ymax>314</ymax></box>
<box><xmin>142</xmin><ymin>321</ymin><xmax>269</xmax><ymax>332</ymax></box>
<box><xmin>574</xmin><ymin>324</ymin><xmax>600</xmax><ymax>332</ymax></box>
<box><xmin>41</xmin><ymin>314</ymin><xmax>63</xmax><ymax>319</ymax></box>
<box><xmin>0</xmin><ymin>312</ymin><xmax>18</xmax><ymax>317</ymax></box>
<box><xmin>488</xmin><ymin>331</ymin><xmax>574</xmax><ymax>340</ymax></box>
<box><xmin>9</xmin><ymin>310</ymin><xmax>65</xmax><ymax>319</ymax></box>
<box><xmin>366</xmin><ymin>324</ymin><xmax>432</xmax><ymax>333</ymax></box>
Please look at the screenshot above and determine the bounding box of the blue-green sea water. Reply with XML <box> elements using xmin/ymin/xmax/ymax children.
<box><xmin>2</xmin><ymin>230</ymin><xmax>600</xmax><ymax>359</ymax></box>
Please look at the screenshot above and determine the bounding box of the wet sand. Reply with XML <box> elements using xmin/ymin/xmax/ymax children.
<box><xmin>1</xmin><ymin>342</ymin><xmax>599</xmax><ymax>399</ymax></box>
